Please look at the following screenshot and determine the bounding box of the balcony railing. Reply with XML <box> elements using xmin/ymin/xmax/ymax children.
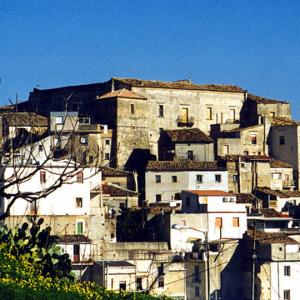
<box><xmin>176</xmin><ymin>116</ymin><xmax>195</xmax><ymax>127</ymax></box>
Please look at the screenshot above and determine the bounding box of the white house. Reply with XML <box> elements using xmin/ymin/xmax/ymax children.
<box><xmin>180</xmin><ymin>190</ymin><xmax>247</xmax><ymax>241</ymax></box>
<box><xmin>145</xmin><ymin>160</ymin><xmax>228</xmax><ymax>204</ymax></box>
<box><xmin>0</xmin><ymin>159</ymin><xmax>102</xmax><ymax>238</ymax></box>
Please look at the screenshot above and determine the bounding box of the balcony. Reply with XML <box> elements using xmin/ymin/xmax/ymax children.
<box><xmin>176</xmin><ymin>116</ymin><xmax>195</xmax><ymax>127</ymax></box>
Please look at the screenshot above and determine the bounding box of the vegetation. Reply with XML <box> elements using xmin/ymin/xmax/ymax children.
<box><xmin>0</xmin><ymin>219</ymin><xmax>171</xmax><ymax>299</ymax></box>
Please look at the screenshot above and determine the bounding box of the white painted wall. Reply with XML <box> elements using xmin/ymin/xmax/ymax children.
<box><xmin>58</xmin><ymin>242</ymin><xmax>91</xmax><ymax>262</ymax></box>
<box><xmin>1</xmin><ymin>161</ymin><xmax>101</xmax><ymax>217</ymax></box>
<box><xmin>145</xmin><ymin>170</ymin><xmax>228</xmax><ymax>203</ymax></box>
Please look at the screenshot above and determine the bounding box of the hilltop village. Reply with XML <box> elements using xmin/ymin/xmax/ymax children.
<box><xmin>1</xmin><ymin>77</ymin><xmax>300</xmax><ymax>299</ymax></box>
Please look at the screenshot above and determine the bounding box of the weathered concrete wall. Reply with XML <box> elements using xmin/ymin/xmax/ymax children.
<box><xmin>175</xmin><ymin>143</ymin><xmax>214</xmax><ymax>161</ymax></box>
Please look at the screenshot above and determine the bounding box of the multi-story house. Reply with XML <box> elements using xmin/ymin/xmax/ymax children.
<box><xmin>158</xmin><ymin>128</ymin><xmax>214</xmax><ymax>161</ymax></box>
<box><xmin>145</xmin><ymin>160</ymin><xmax>228</xmax><ymax>204</ymax></box>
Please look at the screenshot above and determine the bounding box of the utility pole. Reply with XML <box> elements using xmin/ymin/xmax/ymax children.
<box><xmin>251</xmin><ymin>221</ymin><xmax>257</xmax><ymax>300</ymax></box>
<box><xmin>205</xmin><ymin>232</ymin><xmax>210</xmax><ymax>300</ymax></box>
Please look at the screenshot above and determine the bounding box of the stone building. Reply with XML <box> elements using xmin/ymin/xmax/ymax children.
<box><xmin>158</xmin><ymin>128</ymin><xmax>214</xmax><ymax>161</ymax></box>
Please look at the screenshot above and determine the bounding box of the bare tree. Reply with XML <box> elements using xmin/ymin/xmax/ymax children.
<box><xmin>0</xmin><ymin>95</ymin><xmax>102</xmax><ymax>221</ymax></box>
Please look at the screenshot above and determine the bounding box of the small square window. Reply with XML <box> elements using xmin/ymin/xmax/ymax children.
<box><xmin>233</xmin><ymin>217</ymin><xmax>239</xmax><ymax>227</ymax></box>
<box><xmin>284</xmin><ymin>266</ymin><xmax>291</xmax><ymax>276</ymax></box>
<box><xmin>156</xmin><ymin>194</ymin><xmax>162</xmax><ymax>202</ymax></box>
<box><xmin>187</xmin><ymin>150</ymin><xmax>194</xmax><ymax>160</ymax></box>
<box><xmin>55</xmin><ymin>116</ymin><xmax>63</xmax><ymax>124</ymax></box>
<box><xmin>38</xmin><ymin>145</ymin><xmax>43</xmax><ymax>152</ymax></box>
<box><xmin>172</xmin><ymin>176</ymin><xmax>177</xmax><ymax>183</ymax></box>
<box><xmin>280</xmin><ymin>135</ymin><xmax>285</xmax><ymax>145</ymax></box>
<box><xmin>196</xmin><ymin>175</ymin><xmax>203</xmax><ymax>184</ymax></box>
<box><xmin>105</xmin><ymin>139</ymin><xmax>110</xmax><ymax>145</ymax></box>
<box><xmin>89</xmin><ymin>156</ymin><xmax>94</xmax><ymax>164</ymax></box>
<box><xmin>76</xmin><ymin>197</ymin><xmax>83</xmax><ymax>208</ymax></box>
<box><xmin>105</xmin><ymin>153</ymin><xmax>110</xmax><ymax>160</ymax></box>
<box><xmin>251</xmin><ymin>134</ymin><xmax>257</xmax><ymax>145</ymax></box>
<box><xmin>80</xmin><ymin>136</ymin><xmax>88</xmax><ymax>144</ymax></box>
<box><xmin>215</xmin><ymin>174</ymin><xmax>221</xmax><ymax>183</ymax></box>
<box><xmin>195</xmin><ymin>286</ymin><xmax>200</xmax><ymax>297</ymax></box>
<box><xmin>155</xmin><ymin>175</ymin><xmax>161</xmax><ymax>183</ymax></box>
<box><xmin>206</xmin><ymin>106</ymin><xmax>213</xmax><ymax>120</ymax></box>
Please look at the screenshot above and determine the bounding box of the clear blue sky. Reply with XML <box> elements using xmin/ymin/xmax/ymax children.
<box><xmin>1</xmin><ymin>0</ymin><xmax>300</xmax><ymax>118</ymax></box>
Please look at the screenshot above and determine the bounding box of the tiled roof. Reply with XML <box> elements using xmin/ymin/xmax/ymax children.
<box><xmin>247</xmin><ymin>93</ymin><xmax>288</xmax><ymax>104</ymax></box>
<box><xmin>260</xmin><ymin>208</ymin><xmax>282</xmax><ymax>218</ymax></box>
<box><xmin>222</xmin><ymin>124</ymin><xmax>263</xmax><ymax>134</ymax></box>
<box><xmin>148</xmin><ymin>203</ymin><xmax>177</xmax><ymax>215</ymax></box>
<box><xmin>184</xmin><ymin>190</ymin><xmax>231</xmax><ymax>196</ymax></box>
<box><xmin>102</xmin><ymin>183</ymin><xmax>138</xmax><ymax>197</ymax></box>
<box><xmin>96</xmin><ymin>260</ymin><xmax>135</xmax><ymax>267</ymax></box>
<box><xmin>1</xmin><ymin>112</ymin><xmax>48</xmax><ymax>127</ymax></box>
<box><xmin>255</xmin><ymin>187</ymin><xmax>300</xmax><ymax>198</ymax></box>
<box><xmin>219</xmin><ymin>155</ymin><xmax>272</xmax><ymax>162</ymax></box>
<box><xmin>270</xmin><ymin>160</ymin><xmax>293</xmax><ymax>168</ymax></box>
<box><xmin>163</xmin><ymin>128</ymin><xmax>213</xmax><ymax>143</ymax></box>
<box><xmin>146</xmin><ymin>160</ymin><xmax>225</xmax><ymax>172</ymax></box>
<box><xmin>114</xmin><ymin>77</ymin><xmax>246</xmax><ymax>93</ymax></box>
<box><xmin>235</xmin><ymin>193</ymin><xmax>256</xmax><ymax>204</ymax></box>
<box><xmin>54</xmin><ymin>235</ymin><xmax>91</xmax><ymax>243</ymax></box>
<box><xmin>271</xmin><ymin>116</ymin><xmax>299</xmax><ymax>126</ymax></box>
<box><xmin>101</xmin><ymin>167</ymin><xmax>132</xmax><ymax>177</ymax></box>
<box><xmin>97</xmin><ymin>88</ymin><xmax>147</xmax><ymax>100</ymax></box>
<box><xmin>246</xmin><ymin>230</ymin><xmax>298</xmax><ymax>244</ymax></box>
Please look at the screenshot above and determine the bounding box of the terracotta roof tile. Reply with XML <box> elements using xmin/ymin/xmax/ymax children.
<box><xmin>247</xmin><ymin>93</ymin><xmax>288</xmax><ymax>104</ymax></box>
<box><xmin>255</xmin><ymin>187</ymin><xmax>300</xmax><ymax>198</ymax></box>
<box><xmin>184</xmin><ymin>190</ymin><xmax>231</xmax><ymax>196</ymax></box>
<box><xmin>219</xmin><ymin>155</ymin><xmax>272</xmax><ymax>162</ymax></box>
<box><xmin>54</xmin><ymin>235</ymin><xmax>91</xmax><ymax>243</ymax></box>
<box><xmin>102</xmin><ymin>183</ymin><xmax>138</xmax><ymax>197</ymax></box>
<box><xmin>97</xmin><ymin>88</ymin><xmax>147</xmax><ymax>100</ymax></box>
<box><xmin>260</xmin><ymin>208</ymin><xmax>282</xmax><ymax>218</ymax></box>
<box><xmin>146</xmin><ymin>160</ymin><xmax>225</xmax><ymax>172</ymax></box>
<box><xmin>247</xmin><ymin>230</ymin><xmax>298</xmax><ymax>244</ymax></box>
<box><xmin>163</xmin><ymin>128</ymin><xmax>213</xmax><ymax>143</ymax></box>
<box><xmin>1</xmin><ymin>112</ymin><xmax>48</xmax><ymax>127</ymax></box>
<box><xmin>235</xmin><ymin>193</ymin><xmax>256</xmax><ymax>204</ymax></box>
<box><xmin>114</xmin><ymin>77</ymin><xmax>246</xmax><ymax>93</ymax></box>
<box><xmin>101</xmin><ymin>167</ymin><xmax>132</xmax><ymax>177</ymax></box>
<box><xmin>271</xmin><ymin>116</ymin><xmax>299</xmax><ymax>126</ymax></box>
<box><xmin>270</xmin><ymin>160</ymin><xmax>293</xmax><ymax>168</ymax></box>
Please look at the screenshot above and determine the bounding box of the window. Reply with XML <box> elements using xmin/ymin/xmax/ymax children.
<box><xmin>280</xmin><ymin>135</ymin><xmax>285</xmax><ymax>145</ymax></box>
<box><xmin>215</xmin><ymin>174</ymin><xmax>221</xmax><ymax>183</ymax></box>
<box><xmin>89</xmin><ymin>156</ymin><xmax>94</xmax><ymax>164</ymax></box>
<box><xmin>180</xmin><ymin>219</ymin><xmax>186</xmax><ymax>226</ymax></box>
<box><xmin>136</xmin><ymin>277</ymin><xmax>143</xmax><ymax>290</ymax></box>
<box><xmin>119</xmin><ymin>281</ymin><xmax>126</xmax><ymax>291</ymax></box>
<box><xmin>73</xmin><ymin>244</ymin><xmax>80</xmax><ymax>263</ymax></box>
<box><xmin>158</xmin><ymin>276</ymin><xmax>164</xmax><ymax>288</ymax></box>
<box><xmin>172</xmin><ymin>176</ymin><xmax>177</xmax><ymax>183</ymax></box>
<box><xmin>80</xmin><ymin>136</ymin><xmax>88</xmax><ymax>144</ymax></box>
<box><xmin>223</xmin><ymin>145</ymin><xmax>229</xmax><ymax>155</ymax></box>
<box><xmin>40</xmin><ymin>170</ymin><xmax>46</xmax><ymax>184</ymax></box>
<box><xmin>194</xmin><ymin>265</ymin><xmax>200</xmax><ymax>282</ymax></box>
<box><xmin>244</xmin><ymin>151</ymin><xmax>249</xmax><ymax>155</ymax></box>
<box><xmin>215</xmin><ymin>217</ymin><xmax>223</xmax><ymax>228</ymax></box>
<box><xmin>270</xmin><ymin>111</ymin><xmax>276</xmax><ymax>117</ymax></box>
<box><xmin>111</xmin><ymin>278</ymin><xmax>114</xmax><ymax>289</ymax></box>
<box><xmin>272</xmin><ymin>173</ymin><xmax>282</xmax><ymax>180</ymax></box>
<box><xmin>187</xmin><ymin>150</ymin><xmax>194</xmax><ymax>160</ymax></box>
<box><xmin>195</xmin><ymin>286</ymin><xmax>200</xmax><ymax>297</ymax></box>
<box><xmin>119</xmin><ymin>202</ymin><xmax>125</xmax><ymax>209</ymax></box>
<box><xmin>105</xmin><ymin>139</ymin><xmax>110</xmax><ymax>145</ymax></box>
<box><xmin>76</xmin><ymin>221</ymin><xmax>83</xmax><ymax>234</ymax></box>
<box><xmin>155</xmin><ymin>175</ymin><xmax>161</xmax><ymax>183</ymax></box>
<box><xmin>196</xmin><ymin>175</ymin><xmax>203</xmax><ymax>184</ymax></box>
<box><xmin>158</xmin><ymin>105</ymin><xmax>164</xmax><ymax>117</ymax></box>
<box><xmin>233</xmin><ymin>175</ymin><xmax>238</xmax><ymax>182</ymax></box>
<box><xmin>230</xmin><ymin>108</ymin><xmax>236</xmax><ymax>122</ymax></box>
<box><xmin>130</xmin><ymin>104</ymin><xmax>135</xmax><ymax>114</ymax></box>
<box><xmin>77</xmin><ymin>172</ymin><xmax>83</xmax><ymax>183</ymax></box>
<box><xmin>206</xmin><ymin>106</ymin><xmax>213</xmax><ymax>120</ymax></box>
<box><xmin>284</xmin><ymin>266</ymin><xmax>291</xmax><ymax>276</ymax></box>
<box><xmin>76</xmin><ymin>197</ymin><xmax>83</xmax><ymax>208</ymax></box>
<box><xmin>104</xmin><ymin>153</ymin><xmax>110</xmax><ymax>160</ymax></box>
<box><xmin>55</xmin><ymin>116</ymin><xmax>63</xmax><ymax>124</ymax></box>
<box><xmin>111</xmin><ymin>233</ymin><xmax>115</xmax><ymax>239</ymax></box>
<box><xmin>251</xmin><ymin>134</ymin><xmax>257</xmax><ymax>145</ymax></box>
<box><xmin>79</xmin><ymin>117</ymin><xmax>90</xmax><ymax>125</ymax></box>
<box><xmin>284</xmin><ymin>290</ymin><xmax>290</xmax><ymax>300</ymax></box>
<box><xmin>233</xmin><ymin>217</ymin><xmax>240</xmax><ymax>227</ymax></box>
<box><xmin>38</xmin><ymin>145</ymin><xmax>43</xmax><ymax>152</ymax></box>
<box><xmin>156</xmin><ymin>194</ymin><xmax>162</xmax><ymax>202</ymax></box>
